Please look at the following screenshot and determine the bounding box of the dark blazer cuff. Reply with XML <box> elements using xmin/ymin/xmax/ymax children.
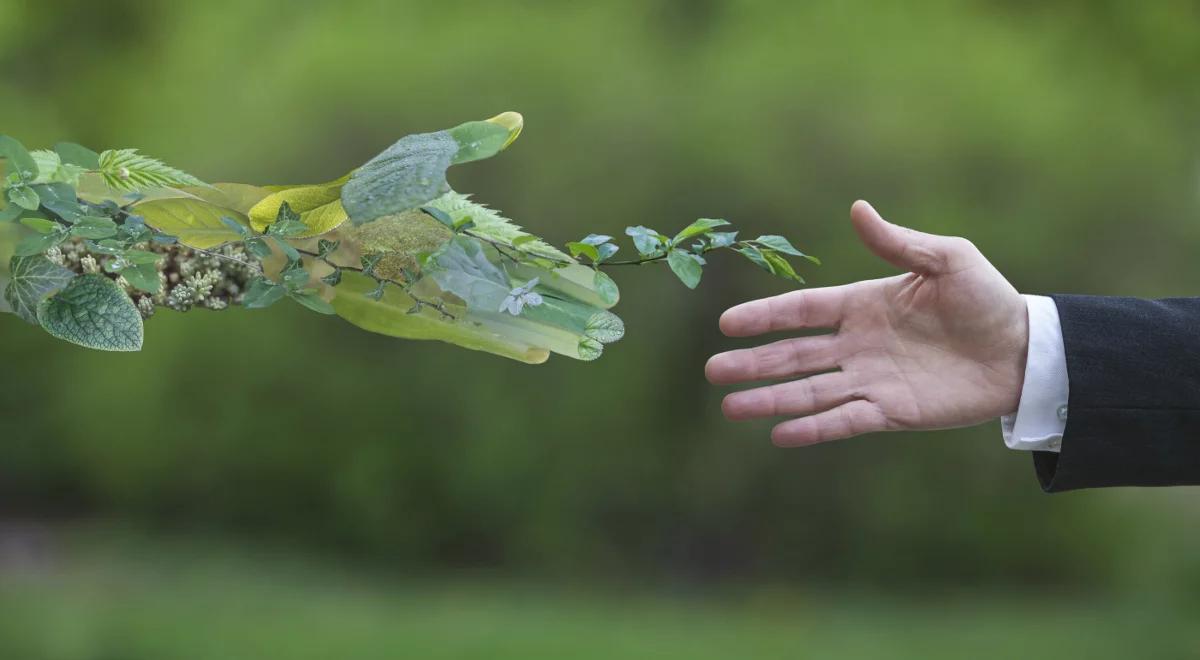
<box><xmin>1033</xmin><ymin>408</ymin><xmax>1200</xmax><ymax>492</ymax></box>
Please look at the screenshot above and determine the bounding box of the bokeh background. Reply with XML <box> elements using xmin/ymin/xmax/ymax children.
<box><xmin>1</xmin><ymin>1</ymin><xmax>1199</xmax><ymax>657</ymax></box>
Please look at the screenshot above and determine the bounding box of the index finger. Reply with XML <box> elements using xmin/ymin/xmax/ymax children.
<box><xmin>718</xmin><ymin>286</ymin><xmax>848</xmax><ymax>337</ymax></box>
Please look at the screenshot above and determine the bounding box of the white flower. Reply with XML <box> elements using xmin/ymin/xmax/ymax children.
<box><xmin>499</xmin><ymin>277</ymin><xmax>544</xmax><ymax>316</ymax></box>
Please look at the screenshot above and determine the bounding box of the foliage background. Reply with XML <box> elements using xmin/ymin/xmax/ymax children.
<box><xmin>1</xmin><ymin>0</ymin><xmax>1199</xmax><ymax>657</ymax></box>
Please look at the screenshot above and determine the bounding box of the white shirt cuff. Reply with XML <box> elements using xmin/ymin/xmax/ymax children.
<box><xmin>1000</xmin><ymin>295</ymin><xmax>1068</xmax><ymax>452</ymax></box>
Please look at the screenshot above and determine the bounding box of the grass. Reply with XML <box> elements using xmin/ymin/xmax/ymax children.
<box><xmin>0</xmin><ymin>527</ymin><xmax>1196</xmax><ymax>660</ymax></box>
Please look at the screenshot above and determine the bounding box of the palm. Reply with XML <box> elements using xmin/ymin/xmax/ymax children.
<box><xmin>706</xmin><ymin>202</ymin><xmax>1028</xmax><ymax>446</ymax></box>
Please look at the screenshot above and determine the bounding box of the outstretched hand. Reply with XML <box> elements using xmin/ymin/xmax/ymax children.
<box><xmin>706</xmin><ymin>201</ymin><xmax>1029</xmax><ymax>446</ymax></box>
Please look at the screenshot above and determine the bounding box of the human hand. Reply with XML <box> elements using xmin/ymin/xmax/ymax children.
<box><xmin>706</xmin><ymin>201</ymin><xmax>1029</xmax><ymax>446</ymax></box>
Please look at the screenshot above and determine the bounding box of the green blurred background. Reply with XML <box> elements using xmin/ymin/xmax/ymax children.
<box><xmin>2</xmin><ymin>0</ymin><xmax>1199</xmax><ymax>657</ymax></box>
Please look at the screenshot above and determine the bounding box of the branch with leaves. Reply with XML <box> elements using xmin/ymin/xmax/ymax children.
<box><xmin>0</xmin><ymin>112</ymin><xmax>817</xmax><ymax>363</ymax></box>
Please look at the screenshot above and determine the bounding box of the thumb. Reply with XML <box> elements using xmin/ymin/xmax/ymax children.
<box><xmin>849</xmin><ymin>200</ymin><xmax>956</xmax><ymax>275</ymax></box>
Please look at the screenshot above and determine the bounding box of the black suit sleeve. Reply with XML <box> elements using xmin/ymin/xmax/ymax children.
<box><xmin>1033</xmin><ymin>295</ymin><xmax>1200</xmax><ymax>492</ymax></box>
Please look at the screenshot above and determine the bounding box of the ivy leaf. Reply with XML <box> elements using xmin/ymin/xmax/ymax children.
<box><xmin>54</xmin><ymin>142</ymin><xmax>101</xmax><ymax>169</ymax></box>
<box><xmin>4</xmin><ymin>254</ymin><xmax>76</xmax><ymax>323</ymax></box>
<box><xmin>316</xmin><ymin>239</ymin><xmax>340</xmax><ymax>259</ymax></box>
<box><xmin>8</xmin><ymin>185</ymin><xmax>39</xmax><ymax>211</ymax></box>
<box><xmin>70</xmin><ymin>216</ymin><xmax>119</xmax><ymax>239</ymax></box>
<box><xmin>625</xmin><ymin>226</ymin><xmax>667</xmax><ymax>257</ymax></box>
<box><xmin>36</xmin><ymin>274</ymin><xmax>143</xmax><ymax>351</ymax></box>
<box><xmin>753</xmin><ymin>235</ymin><xmax>819</xmax><ymax>263</ymax></box>
<box><xmin>97</xmin><ymin>148</ymin><xmax>205</xmax><ymax>192</ymax></box>
<box><xmin>320</xmin><ymin>268</ymin><xmax>343</xmax><ymax>286</ymax></box>
<box><xmin>666</xmin><ymin>248</ymin><xmax>704</xmax><ymax>289</ymax></box>
<box><xmin>266</xmin><ymin>202</ymin><xmax>308</xmax><ymax>238</ymax></box>
<box><xmin>242</xmin><ymin>278</ymin><xmax>286</xmax><ymax>309</ymax></box>
<box><xmin>672</xmin><ymin>218</ymin><xmax>730</xmax><ymax>246</ymax></box>
<box><xmin>343</xmin><ymin>113</ymin><xmax>523</xmax><ymax>226</ymax></box>
<box><xmin>288</xmin><ymin>289</ymin><xmax>336</xmax><ymax>315</ymax></box>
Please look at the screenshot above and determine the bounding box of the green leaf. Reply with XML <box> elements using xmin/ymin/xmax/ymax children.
<box><xmin>343</xmin><ymin>113</ymin><xmax>523</xmax><ymax>226</ymax></box>
<box><xmin>244</xmin><ymin>237</ymin><xmax>272</xmax><ymax>259</ymax></box>
<box><xmin>288</xmin><ymin>289</ymin><xmax>335</xmax><ymax>315</ymax></box>
<box><xmin>54</xmin><ymin>142</ymin><xmax>101</xmax><ymax>169</ymax></box>
<box><xmin>31</xmin><ymin>183</ymin><xmax>83</xmax><ymax>222</ymax></box>
<box><xmin>625</xmin><ymin>226</ymin><xmax>667</xmax><ymax>257</ymax></box>
<box><xmin>421</xmin><ymin>205</ymin><xmax>455</xmax><ymax>228</ymax></box>
<box><xmin>566</xmin><ymin>241</ymin><xmax>600</xmax><ymax>262</ymax></box>
<box><xmin>20</xmin><ymin>217</ymin><xmax>58</xmax><ymax>234</ymax></box>
<box><xmin>270</xmin><ymin>236</ymin><xmax>301</xmax><ymax>263</ymax></box>
<box><xmin>14</xmin><ymin>231</ymin><xmax>65</xmax><ymax>257</ymax></box>
<box><xmin>592</xmin><ymin>270</ymin><xmax>619</xmax><ymax>306</ymax></box>
<box><xmin>97</xmin><ymin>148</ymin><xmax>205</xmax><ymax>192</ymax></box>
<box><xmin>426</xmin><ymin>236</ymin><xmax>511</xmax><ymax>311</ymax></box>
<box><xmin>0</xmin><ymin>135</ymin><xmax>38</xmax><ymax>181</ymax></box>
<box><xmin>667</xmin><ymin>248</ymin><xmax>703</xmax><ymax>289</ymax></box>
<box><xmin>36</xmin><ymin>274</ymin><xmax>143</xmax><ymax>351</ymax></box>
<box><xmin>123</xmin><ymin>250</ymin><xmax>161</xmax><ymax>266</ymax></box>
<box><xmin>134</xmin><ymin>197</ymin><xmax>250</xmax><ymax>248</ymax></box>
<box><xmin>753</xmin><ymin>235</ymin><xmax>817</xmax><ymax>263</ymax></box>
<box><xmin>734</xmin><ymin>244</ymin><xmax>773</xmax><ymax>273</ymax></box>
<box><xmin>8</xmin><ymin>185</ymin><xmax>39</xmax><ymax>210</ymax></box>
<box><xmin>281</xmin><ymin>264</ymin><xmax>311</xmax><ymax>290</ymax></box>
<box><xmin>70</xmin><ymin>216</ymin><xmax>119</xmax><ymax>239</ymax></box>
<box><xmin>425</xmin><ymin>192</ymin><xmax>573</xmax><ymax>262</ymax></box>
<box><xmin>219</xmin><ymin>216</ymin><xmax>251</xmax><ymax>237</ymax></box>
<box><xmin>672</xmin><ymin>218</ymin><xmax>730</xmax><ymax>245</ymax></box>
<box><xmin>248</xmin><ymin>178</ymin><xmax>348</xmax><ymax>236</ymax></box>
<box><xmin>4</xmin><ymin>254</ymin><xmax>76</xmax><ymax>323</ymax></box>
<box><xmin>761</xmin><ymin>249</ymin><xmax>804</xmax><ymax>283</ymax></box>
<box><xmin>120</xmin><ymin>262</ymin><xmax>161</xmax><ymax>293</ymax></box>
<box><xmin>447</xmin><ymin>120</ymin><xmax>513</xmax><ymax>165</ymax></box>
<box><xmin>242</xmin><ymin>278</ymin><xmax>286</xmax><ymax>309</ymax></box>
<box><xmin>708</xmin><ymin>231</ymin><xmax>738</xmax><ymax>249</ymax></box>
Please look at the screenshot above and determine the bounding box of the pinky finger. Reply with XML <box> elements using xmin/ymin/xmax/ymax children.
<box><xmin>770</xmin><ymin>400</ymin><xmax>888</xmax><ymax>447</ymax></box>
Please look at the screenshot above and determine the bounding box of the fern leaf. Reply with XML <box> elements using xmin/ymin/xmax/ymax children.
<box><xmin>426</xmin><ymin>191</ymin><xmax>573</xmax><ymax>262</ymax></box>
<box><xmin>98</xmin><ymin>148</ymin><xmax>206</xmax><ymax>193</ymax></box>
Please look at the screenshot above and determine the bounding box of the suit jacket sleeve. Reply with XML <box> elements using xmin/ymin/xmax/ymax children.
<box><xmin>1033</xmin><ymin>295</ymin><xmax>1200</xmax><ymax>491</ymax></box>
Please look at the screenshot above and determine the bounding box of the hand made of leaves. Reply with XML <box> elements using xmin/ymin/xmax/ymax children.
<box><xmin>0</xmin><ymin>112</ymin><xmax>817</xmax><ymax>363</ymax></box>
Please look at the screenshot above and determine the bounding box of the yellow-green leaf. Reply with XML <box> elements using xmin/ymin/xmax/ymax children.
<box><xmin>183</xmin><ymin>183</ymin><xmax>272</xmax><ymax>214</ymax></box>
<box><xmin>248</xmin><ymin>180</ymin><xmax>349</xmax><ymax>237</ymax></box>
<box><xmin>134</xmin><ymin>197</ymin><xmax>251</xmax><ymax>249</ymax></box>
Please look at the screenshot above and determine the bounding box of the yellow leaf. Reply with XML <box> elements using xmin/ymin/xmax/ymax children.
<box><xmin>248</xmin><ymin>179</ymin><xmax>349</xmax><ymax>237</ymax></box>
<box><xmin>135</xmin><ymin>197</ymin><xmax>250</xmax><ymax>249</ymax></box>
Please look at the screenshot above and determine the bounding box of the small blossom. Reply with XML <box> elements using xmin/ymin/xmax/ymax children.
<box><xmin>499</xmin><ymin>277</ymin><xmax>544</xmax><ymax>316</ymax></box>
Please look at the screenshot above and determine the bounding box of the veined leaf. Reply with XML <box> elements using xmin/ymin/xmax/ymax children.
<box><xmin>672</xmin><ymin>218</ymin><xmax>730</xmax><ymax>245</ymax></box>
<box><xmin>342</xmin><ymin>112</ymin><xmax>523</xmax><ymax>225</ymax></box>
<box><xmin>98</xmin><ymin>148</ymin><xmax>205</xmax><ymax>193</ymax></box>
<box><xmin>0</xmin><ymin>135</ymin><xmax>37</xmax><ymax>181</ymax></box>
<box><xmin>426</xmin><ymin>236</ymin><xmax>511</xmax><ymax>311</ymax></box>
<box><xmin>667</xmin><ymin>248</ymin><xmax>703</xmax><ymax>289</ymax></box>
<box><xmin>134</xmin><ymin>197</ymin><xmax>251</xmax><ymax>248</ymax></box>
<box><xmin>36</xmin><ymin>274</ymin><xmax>143</xmax><ymax>351</ymax></box>
<box><xmin>249</xmin><ymin>178</ymin><xmax>348</xmax><ymax>236</ymax></box>
<box><xmin>183</xmin><ymin>182</ymin><xmax>273</xmax><ymax>215</ymax></box>
<box><xmin>425</xmin><ymin>191</ymin><xmax>573</xmax><ymax>262</ymax></box>
<box><xmin>753</xmin><ymin>235</ymin><xmax>819</xmax><ymax>263</ymax></box>
<box><xmin>4</xmin><ymin>254</ymin><xmax>75</xmax><ymax>324</ymax></box>
<box><xmin>332</xmin><ymin>271</ymin><xmax>548</xmax><ymax>364</ymax></box>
